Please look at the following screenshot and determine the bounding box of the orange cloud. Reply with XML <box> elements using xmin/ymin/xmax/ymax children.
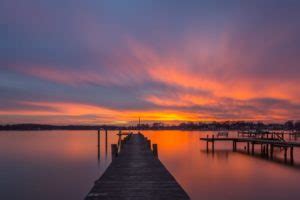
<box><xmin>0</xmin><ymin>101</ymin><xmax>207</xmax><ymax>124</ymax></box>
<box><xmin>4</xmin><ymin>28</ymin><xmax>300</xmax><ymax>124</ymax></box>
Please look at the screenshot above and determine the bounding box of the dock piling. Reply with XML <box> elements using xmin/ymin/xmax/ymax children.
<box><xmin>105</xmin><ymin>129</ymin><xmax>108</xmax><ymax>154</ymax></box>
<box><xmin>206</xmin><ymin>135</ymin><xmax>209</xmax><ymax>152</ymax></box>
<box><xmin>153</xmin><ymin>144</ymin><xmax>158</xmax><ymax>157</ymax></box>
<box><xmin>284</xmin><ymin>147</ymin><xmax>287</xmax><ymax>163</ymax></box>
<box><xmin>97</xmin><ymin>130</ymin><xmax>100</xmax><ymax>147</ymax></box>
<box><xmin>290</xmin><ymin>147</ymin><xmax>294</xmax><ymax>164</ymax></box>
<box><xmin>212</xmin><ymin>135</ymin><xmax>215</xmax><ymax>153</ymax></box>
<box><xmin>270</xmin><ymin>144</ymin><xmax>274</xmax><ymax>159</ymax></box>
<box><xmin>233</xmin><ymin>141</ymin><xmax>237</xmax><ymax>152</ymax></box>
<box><xmin>111</xmin><ymin>144</ymin><xmax>118</xmax><ymax>159</ymax></box>
<box><xmin>247</xmin><ymin>142</ymin><xmax>250</xmax><ymax>154</ymax></box>
<box><xmin>97</xmin><ymin>130</ymin><xmax>100</xmax><ymax>160</ymax></box>
<box><xmin>147</xmin><ymin>139</ymin><xmax>151</xmax><ymax>149</ymax></box>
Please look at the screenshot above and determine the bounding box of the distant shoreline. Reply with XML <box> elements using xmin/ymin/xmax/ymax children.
<box><xmin>1</xmin><ymin>121</ymin><xmax>299</xmax><ymax>131</ymax></box>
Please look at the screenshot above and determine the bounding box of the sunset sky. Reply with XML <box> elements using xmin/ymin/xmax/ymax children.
<box><xmin>1</xmin><ymin>0</ymin><xmax>300</xmax><ymax>124</ymax></box>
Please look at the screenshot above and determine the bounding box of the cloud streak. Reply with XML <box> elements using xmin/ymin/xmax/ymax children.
<box><xmin>0</xmin><ymin>0</ymin><xmax>300</xmax><ymax>124</ymax></box>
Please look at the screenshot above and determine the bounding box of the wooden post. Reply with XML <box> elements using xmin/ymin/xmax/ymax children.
<box><xmin>232</xmin><ymin>141</ymin><xmax>236</xmax><ymax>152</ymax></box>
<box><xmin>206</xmin><ymin>135</ymin><xmax>209</xmax><ymax>152</ymax></box>
<box><xmin>153</xmin><ymin>144</ymin><xmax>158</xmax><ymax>157</ymax></box>
<box><xmin>111</xmin><ymin>144</ymin><xmax>118</xmax><ymax>160</ymax></box>
<box><xmin>97</xmin><ymin>130</ymin><xmax>100</xmax><ymax>160</ymax></box>
<box><xmin>266</xmin><ymin>144</ymin><xmax>269</xmax><ymax>157</ymax></box>
<box><xmin>118</xmin><ymin>134</ymin><xmax>121</xmax><ymax>148</ymax></box>
<box><xmin>290</xmin><ymin>147</ymin><xmax>294</xmax><ymax>164</ymax></box>
<box><xmin>252</xmin><ymin>142</ymin><xmax>255</xmax><ymax>155</ymax></box>
<box><xmin>247</xmin><ymin>142</ymin><xmax>250</xmax><ymax>154</ymax></box>
<box><xmin>97</xmin><ymin>130</ymin><xmax>101</xmax><ymax>147</ymax></box>
<box><xmin>105</xmin><ymin>129</ymin><xmax>108</xmax><ymax>154</ymax></box>
<box><xmin>232</xmin><ymin>141</ymin><xmax>235</xmax><ymax>151</ymax></box>
<box><xmin>212</xmin><ymin>135</ymin><xmax>215</xmax><ymax>153</ymax></box>
<box><xmin>270</xmin><ymin>144</ymin><xmax>274</xmax><ymax>159</ymax></box>
<box><xmin>147</xmin><ymin>139</ymin><xmax>151</xmax><ymax>149</ymax></box>
<box><xmin>284</xmin><ymin>147</ymin><xmax>287</xmax><ymax>163</ymax></box>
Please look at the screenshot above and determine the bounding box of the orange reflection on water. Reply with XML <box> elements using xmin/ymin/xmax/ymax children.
<box><xmin>145</xmin><ymin>131</ymin><xmax>192</xmax><ymax>157</ymax></box>
<box><xmin>143</xmin><ymin>130</ymin><xmax>300</xmax><ymax>200</ymax></box>
<box><xmin>1</xmin><ymin>130</ymin><xmax>300</xmax><ymax>200</ymax></box>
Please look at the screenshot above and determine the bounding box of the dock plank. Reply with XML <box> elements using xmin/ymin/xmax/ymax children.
<box><xmin>86</xmin><ymin>134</ymin><xmax>190</xmax><ymax>200</ymax></box>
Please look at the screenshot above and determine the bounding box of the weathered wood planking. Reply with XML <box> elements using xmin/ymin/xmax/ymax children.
<box><xmin>86</xmin><ymin>133</ymin><xmax>190</xmax><ymax>200</ymax></box>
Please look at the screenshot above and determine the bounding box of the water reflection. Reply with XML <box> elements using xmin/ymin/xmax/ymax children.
<box><xmin>143</xmin><ymin>131</ymin><xmax>300</xmax><ymax>200</ymax></box>
<box><xmin>0</xmin><ymin>130</ymin><xmax>118</xmax><ymax>200</ymax></box>
<box><xmin>201</xmin><ymin>149</ymin><xmax>230</xmax><ymax>161</ymax></box>
<box><xmin>0</xmin><ymin>130</ymin><xmax>300</xmax><ymax>200</ymax></box>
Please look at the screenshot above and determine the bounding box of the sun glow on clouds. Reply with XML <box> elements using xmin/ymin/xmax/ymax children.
<box><xmin>0</xmin><ymin>101</ymin><xmax>204</xmax><ymax>124</ymax></box>
<box><xmin>5</xmin><ymin>35</ymin><xmax>300</xmax><ymax>124</ymax></box>
<box><xmin>1</xmin><ymin>1</ymin><xmax>300</xmax><ymax>124</ymax></box>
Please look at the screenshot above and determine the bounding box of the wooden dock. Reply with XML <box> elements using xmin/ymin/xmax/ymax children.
<box><xmin>86</xmin><ymin>133</ymin><xmax>190</xmax><ymax>200</ymax></box>
<box><xmin>200</xmin><ymin>135</ymin><xmax>300</xmax><ymax>164</ymax></box>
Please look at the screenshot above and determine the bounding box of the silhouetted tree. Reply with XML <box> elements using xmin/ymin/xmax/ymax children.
<box><xmin>284</xmin><ymin>120</ymin><xmax>294</xmax><ymax>130</ymax></box>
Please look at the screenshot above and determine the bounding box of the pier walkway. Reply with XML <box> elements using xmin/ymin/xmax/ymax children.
<box><xmin>86</xmin><ymin>133</ymin><xmax>190</xmax><ymax>200</ymax></box>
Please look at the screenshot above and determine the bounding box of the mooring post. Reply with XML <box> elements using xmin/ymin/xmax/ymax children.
<box><xmin>118</xmin><ymin>130</ymin><xmax>122</xmax><ymax>149</ymax></box>
<box><xmin>235</xmin><ymin>141</ymin><xmax>237</xmax><ymax>151</ymax></box>
<box><xmin>284</xmin><ymin>147</ymin><xmax>287</xmax><ymax>163</ymax></box>
<box><xmin>97</xmin><ymin>130</ymin><xmax>100</xmax><ymax>160</ymax></box>
<box><xmin>262</xmin><ymin>144</ymin><xmax>265</xmax><ymax>156</ymax></box>
<box><xmin>266</xmin><ymin>144</ymin><xmax>269</xmax><ymax>157</ymax></box>
<box><xmin>147</xmin><ymin>139</ymin><xmax>151</xmax><ymax>149</ymax></box>
<box><xmin>247</xmin><ymin>142</ymin><xmax>250</xmax><ymax>154</ymax></box>
<box><xmin>111</xmin><ymin>144</ymin><xmax>118</xmax><ymax>160</ymax></box>
<box><xmin>105</xmin><ymin>129</ymin><xmax>108</xmax><ymax>154</ymax></box>
<box><xmin>264</xmin><ymin>145</ymin><xmax>267</xmax><ymax>156</ymax></box>
<box><xmin>153</xmin><ymin>144</ymin><xmax>158</xmax><ymax>157</ymax></box>
<box><xmin>290</xmin><ymin>147</ymin><xmax>294</xmax><ymax>164</ymax></box>
<box><xmin>232</xmin><ymin>140</ymin><xmax>235</xmax><ymax>151</ymax></box>
<box><xmin>97</xmin><ymin>130</ymin><xmax>101</xmax><ymax>147</ymax></box>
<box><xmin>206</xmin><ymin>135</ymin><xmax>209</xmax><ymax>152</ymax></box>
<box><xmin>251</xmin><ymin>142</ymin><xmax>255</xmax><ymax>155</ymax></box>
<box><xmin>270</xmin><ymin>144</ymin><xmax>274</xmax><ymax>159</ymax></box>
<box><xmin>233</xmin><ymin>141</ymin><xmax>236</xmax><ymax>152</ymax></box>
<box><xmin>212</xmin><ymin>135</ymin><xmax>215</xmax><ymax>153</ymax></box>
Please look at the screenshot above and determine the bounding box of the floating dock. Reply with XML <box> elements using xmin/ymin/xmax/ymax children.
<box><xmin>86</xmin><ymin>133</ymin><xmax>190</xmax><ymax>200</ymax></box>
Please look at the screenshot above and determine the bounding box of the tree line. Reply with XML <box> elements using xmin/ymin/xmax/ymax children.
<box><xmin>0</xmin><ymin>120</ymin><xmax>299</xmax><ymax>131</ymax></box>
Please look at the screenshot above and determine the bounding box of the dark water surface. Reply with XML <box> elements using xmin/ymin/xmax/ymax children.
<box><xmin>0</xmin><ymin>130</ymin><xmax>300</xmax><ymax>200</ymax></box>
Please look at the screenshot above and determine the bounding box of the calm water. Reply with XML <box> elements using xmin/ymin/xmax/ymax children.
<box><xmin>0</xmin><ymin>130</ymin><xmax>300</xmax><ymax>200</ymax></box>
